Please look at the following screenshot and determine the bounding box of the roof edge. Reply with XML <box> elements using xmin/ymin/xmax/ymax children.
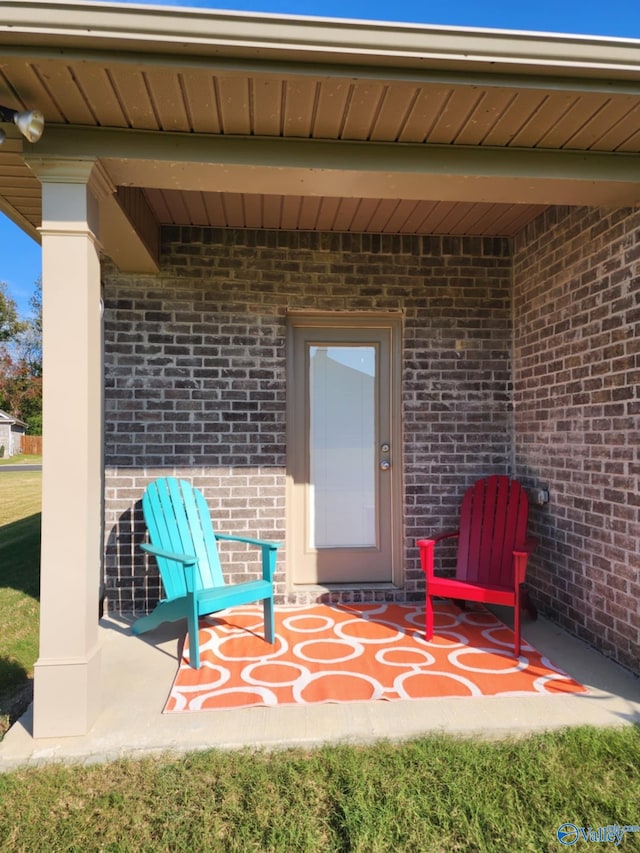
<box><xmin>3</xmin><ymin>0</ymin><xmax>640</xmax><ymax>78</ymax></box>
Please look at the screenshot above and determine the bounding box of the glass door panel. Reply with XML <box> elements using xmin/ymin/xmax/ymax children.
<box><xmin>309</xmin><ymin>345</ymin><xmax>376</xmax><ymax>548</ymax></box>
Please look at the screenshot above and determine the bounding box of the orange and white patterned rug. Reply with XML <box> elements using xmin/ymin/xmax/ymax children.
<box><xmin>164</xmin><ymin>602</ymin><xmax>586</xmax><ymax>713</ymax></box>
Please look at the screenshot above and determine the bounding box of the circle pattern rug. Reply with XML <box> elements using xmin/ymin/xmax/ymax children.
<box><xmin>164</xmin><ymin>602</ymin><xmax>587</xmax><ymax>712</ymax></box>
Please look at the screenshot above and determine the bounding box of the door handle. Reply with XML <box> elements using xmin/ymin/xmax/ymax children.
<box><xmin>380</xmin><ymin>460</ymin><xmax>390</xmax><ymax>471</ymax></box>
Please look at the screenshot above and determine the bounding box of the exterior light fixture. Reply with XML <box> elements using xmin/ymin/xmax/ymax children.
<box><xmin>0</xmin><ymin>105</ymin><xmax>45</xmax><ymax>144</ymax></box>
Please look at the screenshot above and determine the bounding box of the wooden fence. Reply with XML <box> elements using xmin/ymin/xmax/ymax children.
<box><xmin>20</xmin><ymin>435</ymin><xmax>43</xmax><ymax>455</ymax></box>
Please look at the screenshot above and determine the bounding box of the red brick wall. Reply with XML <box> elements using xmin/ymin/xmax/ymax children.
<box><xmin>103</xmin><ymin>228</ymin><xmax>513</xmax><ymax>613</ymax></box>
<box><xmin>513</xmin><ymin>206</ymin><xmax>640</xmax><ymax>673</ymax></box>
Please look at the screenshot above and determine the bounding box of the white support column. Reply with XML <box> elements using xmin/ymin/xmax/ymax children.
<box><xmin>28</xmin><ymin>158</ymin><xmax>105</xmax><ymax>738</ymax></box>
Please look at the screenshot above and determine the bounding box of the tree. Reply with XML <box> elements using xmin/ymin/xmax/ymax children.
<box><xmin>0</xmin><ymin>346</ymin><xmax>42</xmax><ymax>429</ymax></box>
<box><xmin>18</xmin><ymin>278</ymin><xmax>42</xmax><ymax>376</ymax></box>
<box><xmin>0</xmin><ymin>281</ymin><xmax>27</xmax><ymax>342</ymax></box>
<box><xmin>0</xmin><ymin>279</ymin><xmax>42</xmax><ymax>433</ymax></box>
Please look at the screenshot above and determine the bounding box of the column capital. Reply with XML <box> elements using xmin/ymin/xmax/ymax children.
<box><xmin>24</xmin><ymin>156</ymin><xmax>115</xmax><ymax>201</ymax></box>
<box><xmin>27</xmin><ymin>158</ymin><xmax>108</xmax><ymax>238</ymax></box>
<box><xmin>24</xmin><ymin>155</ymin><xmax>98</xmax><ymax>184</ymax></box>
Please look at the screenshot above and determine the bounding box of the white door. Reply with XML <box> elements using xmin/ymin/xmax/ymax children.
<box><xmin>287</xmin><ymin>313</ymin><xmax>402</xmax><ymax>585</ymax></box>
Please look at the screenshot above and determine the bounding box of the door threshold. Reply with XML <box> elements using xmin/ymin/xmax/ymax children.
<box><xmin>292</xmin><ymin>583</ymin><xmax>399</xmax><ymax>593</ymax></box>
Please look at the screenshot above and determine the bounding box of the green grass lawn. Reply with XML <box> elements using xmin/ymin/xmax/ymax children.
<box><xmin>0</xmin><ymin>470</ymin><xmax>41</xmax><ymax>737</ymax></box>
<box><xmin>0</xmin><ymin>726</ymin><xmax>639</xmax><ymax>852</ymax></box>
<box><xmin>0</xmin><ymin>454</ymin><xmax>42</xmax><ymax>466</ymax></box>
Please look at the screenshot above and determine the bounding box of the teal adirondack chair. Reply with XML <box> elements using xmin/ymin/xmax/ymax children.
<box><xmin>132</xmin><ymin>477</ymin><xmax>280</xmax><ymax>669</ymax></box>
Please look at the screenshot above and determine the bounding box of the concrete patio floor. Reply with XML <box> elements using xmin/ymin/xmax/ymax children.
<box><xmin>1</xmin><ymin>607</ymin><xmax>639</xmax><ymax>771</ymax></box>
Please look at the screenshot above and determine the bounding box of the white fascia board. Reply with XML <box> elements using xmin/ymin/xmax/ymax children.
<box><xmin>3</xmin><ymin>0</ymin><xmax>640</xmax><ymax>81</ymax></box>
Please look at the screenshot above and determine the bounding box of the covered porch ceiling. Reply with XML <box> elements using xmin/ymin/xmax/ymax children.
<box><xmin>2</xmin><ymin>1</ymin><xmax>640</xmax><ymax>272</ymax></box>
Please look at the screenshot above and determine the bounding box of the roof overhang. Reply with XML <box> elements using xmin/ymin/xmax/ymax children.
<box><xmin>2</xmin><ymin>1</ymin><xmax>640</xmax><ymax>271</ymax></box>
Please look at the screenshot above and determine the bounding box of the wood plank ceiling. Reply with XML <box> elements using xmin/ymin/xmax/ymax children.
<box><xmin>2</xmin><ymin>50</ymin><xmax>640</xmax><ymax>237</ymax></box>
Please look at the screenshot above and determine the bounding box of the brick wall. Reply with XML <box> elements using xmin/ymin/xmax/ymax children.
<box><xmin>103</xmin><ymin>228</ymin><xmax>513</xmax><ymax>613</ymax></box>
<box><xmin>513</xmin><ymin>206</ymin><xmax>640</xmax><ymax>673</ymax></box>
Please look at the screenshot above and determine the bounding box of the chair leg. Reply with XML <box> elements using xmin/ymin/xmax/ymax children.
<box><xmin>513</xmin><ymin>601</ymin><xmax>521</xmax><ymax>658</ymax></box>
<box><xmin>187</xmin><ymin>615</ymin><xmax>201</xmax><ymax>669</ymax></box>
<box><xmin>187</xmin><ymin>592</ymin><xmax>201</xmax><ymax>669</ymax></box>
<box><xmin>263</xmin><ymin>597</ymin><xmax>275</xmax><ymax>644</ymax></box>
<box><xmin>425</xmin><ymin>593</ymin><xmax>434</xmax><ymax>640</ymax></box>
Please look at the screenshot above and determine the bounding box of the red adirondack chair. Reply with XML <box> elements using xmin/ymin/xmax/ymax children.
<box><xmin>417</xmin><ymin>475</ymin><xmax>537</xmax><ymax>657</ymax></box>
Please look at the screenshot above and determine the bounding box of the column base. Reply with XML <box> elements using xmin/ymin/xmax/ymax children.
<box><xmin>33</xmin><ymin>644</ymin><xmax>102</xmax><ymax>738</ymax></box>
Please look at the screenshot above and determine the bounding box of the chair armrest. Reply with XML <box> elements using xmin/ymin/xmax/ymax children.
<box><xmin>140</xmin><ymin>542</ymin><xmax>197</xmax><ymax>565</ymax></box>
<box><xmin>513</xmin><ymin>537</ymin><xmax>538</xmax><ymax>556</ymax></box>
<box><xmin>417</xmin><ymin>530</ymin><xmax>459</xmax><ymax>579</ymax></box>
<box><xmin>432</xmin><ymin>529</ymin><xmax>459</xmax><ymax>544</ymax></box>
<box><xmin>512</xmin><ymin>537</ymin><xmax>537</xmax><ymax>584</ymax></box>
<box><xmin>215</xmin><ymin>533</ymin><xmax>281</xmax><ymax>551</ymax></box>
<box><xmin>214</xmin><ymin>533</ymin><xmax>281</xmax><ymax>583</ymax></box>
<box><xmin>140</xmin><ymin>542</ymin><xmax>199</xmax><ymax>594</ymax></box>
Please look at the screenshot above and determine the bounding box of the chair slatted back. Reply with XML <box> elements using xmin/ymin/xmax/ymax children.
<box><xmin>456</xmin><ymin>476</ymin><xmax>529</xmax><ymax>588</ymax></box>
<box><xmin>142</xmin><ymin>477</ymin><xmax>225</xmax><ymax>597</ymax></box>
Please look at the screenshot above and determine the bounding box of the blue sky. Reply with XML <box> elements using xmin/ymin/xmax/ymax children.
<box><xmin>2</xmin><ymin>0</ymin><xmax>640</xmax><ymax>318</ymax></box>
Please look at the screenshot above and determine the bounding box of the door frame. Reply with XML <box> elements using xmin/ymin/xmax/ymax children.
<box><xmin>286</xmin><ymin>310</ymin><xmax>404</xmax><ymax>592</ymax></box>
